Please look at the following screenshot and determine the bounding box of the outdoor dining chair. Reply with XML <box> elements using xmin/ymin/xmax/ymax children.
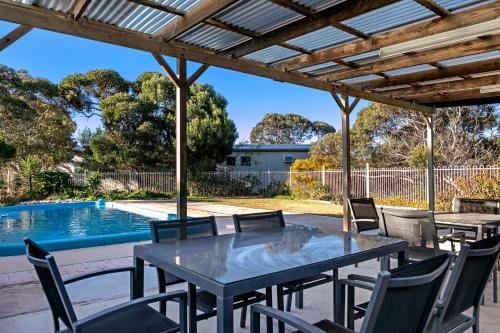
<box><xmin>427</xmin><ymin>235</ymin><xmax>500</xmax><ymax>333</ymax></box>
<box><xmin>233</xmin><ymin>211</ymin><xmax>334</xmax><ymax>318</ymax></box>
<box><xmin>250</xmin><ymin>254</ymin><xmax>452</xmax><ymax>333</ymax></box>
<box><xmin>24</xmin><ymin>238</ymin><xmax>187</xmax><ymax>333</ymax></box>
<box><xmin>348</xmin><ymin>198</ymin><xmax>380</xmax><ymax>234</ymax></box>
<box><xmin>150</xmin><ymin>217</ymin><xmax>266</xmax><ymax>328</ymax></box>
<box><xmin>381</xmin><ymin>209</ymin><xmax>464</xmax><ymax>262</ymax></box>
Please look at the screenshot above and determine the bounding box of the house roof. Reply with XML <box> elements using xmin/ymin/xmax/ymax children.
<box><xmin>232</xmin><ymin>144</ymin><xmax>311</xmax><ymax>152</ymax></box>
<box><xmin>2</xmin><ymin>0</ymin><xmax>500</xmax><ymax>109</ymax></box>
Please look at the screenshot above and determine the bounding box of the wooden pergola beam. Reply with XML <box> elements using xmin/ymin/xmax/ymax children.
<box><xmin>0</xmin><ymin>0</ymin><xmax>432</xmax><ymax>115</ymax></box>
<box><xmin>412</xmin><ymin>89</ymin><xmax>500</xmax><ymax>104</ymax></box>
<box><xmin>0</xmin><ymin>25</ymin><xmax>32</xmax><ymax>52</ymax></box>
<box><xmin>414</xmin><ymin>0</ymin><xmax>450</xmax><ymax>17</ymax></box>
<box><xmin>354</xmin><ymin>58</ymin><xmax>500</xmax><ymax>89</ymax></box>
<box><xmin>278</xmin><ymin>1</ymin><xmax>500</xmax><ymax>71</ymax></box>
<box><xmin>268</xmin><ymin>0</ymin><xmax>315</xmax><ymax>16</ymax></box>
<box><xmin>318</xmin><ymin>34</ymin><xmax>500</xmax><ymax>82</ymax></box>
<box><xmin>128</xmin><ymin>0</ymin><xmax>184</xmax><ymax>15</ymax></box>
<box><xmin>225</xmin><ymin>0</ymin><xmax>398</xmax><ymax>58</ymax></box>
<box><xmin>70</xmin><ymin>0</ymin><xmax>91</xmax><ymax>20</ymax></box>
<box><xmin>157</xmin><ymin>0</ymin><xmax>238</xmax><ymax>42</ymax></box>
<box><xmin>152</xmin><ymin>52</ymin><xmax>180</xmax><ymax>87</ymax></box>
<box><xmin>382</xmin><ymin>75</ymin><xmax>500</xmax><ymax>97</ymax></box>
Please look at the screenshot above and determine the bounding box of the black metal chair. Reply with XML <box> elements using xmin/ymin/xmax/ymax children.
<box><xmin>151</xmin><ymin>216</ymin><xmax>266</xmax><ymax>328</ymax></box>
<box><xmin>24</xmin><ymin>238</ymin><xmax>187</xmax><ymax>333</ymax></box>
<box><xmin>427</xmin><ymin>235</ymin><xmax>500</xmax><ymax>333</ymax></box>
<box><xmin>250</xmin><ymin>254</ymin><xmax>452</xmax><ymax>333</ymax></box>
<box><xmin>381</xmin><ymin>209</ymin><xmax>464</xmax><ymax>261</ymax></box>
<box><xmin>348</xmin><ymin>198</ymin><xmax>380</xmax><ymax>234</ymax></box>
<box><xmin>233</xmin><ymin>211</ymin><xmax>334</xmax><ymax>321</ymax></box>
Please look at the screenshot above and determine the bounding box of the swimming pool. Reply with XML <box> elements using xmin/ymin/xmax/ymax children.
<box><xmin>0</xmin><ymin>201</ymin><xmax>174</xmax><ymax>256</ymax></box>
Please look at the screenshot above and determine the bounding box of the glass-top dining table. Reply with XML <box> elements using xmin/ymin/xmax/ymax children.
<box><xmin>133</xmin><ymin>225</ymin><xmax>408</xmax><ymax>333</ymax></box>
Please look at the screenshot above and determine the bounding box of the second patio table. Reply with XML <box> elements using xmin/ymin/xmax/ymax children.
<box><xmin>435</xmin><ymin>212</ymin><xmax>500</xmax><ymax>240</ymax></box>
<box><xmin>133</xmin><ymin>225</ymin><xmax>408</xmax><ymax>333</ymax></box>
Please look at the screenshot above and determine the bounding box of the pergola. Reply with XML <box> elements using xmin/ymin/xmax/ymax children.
<box><xmin>2</xmin><ymin>0</ymin><xmax>499</xmax><ymax>231</ymax></box>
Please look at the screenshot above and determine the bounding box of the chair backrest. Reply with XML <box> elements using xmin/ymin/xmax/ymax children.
<box><xmin>232</xmin><ymin>210</ymin><xmax>285</xmax><ymax>233</ymax></box>
<box><xmin>381</xmin><ymin>209</ymin><xmax>439</xmax><ymax>253</ymax></box>
<box><xmin>360</xmin><ymin>254</ymin><xmax>452</xmax><ymax>333</ymax></box>
<box><xmin>348</xmin><ymin>198</ymin><xmax>379</xmax><ymax>232</ymax></box>
<box><xmin>452</xmin><ymin>198</ymin><xmax>499</xmax><ymax>215</ymax></box>
<box><xmin>24</xmin><ymin>238</ymin><xmax>77</xmax><ymax>332</ymax></box>
<box><xmin>150</xmin><ymin>216</ymin><xmax>218</xmax><ymax>243</ymax></box>
<box><xmin>441</xmin><ymin>235</ymin><xmax>500</xmax><ymax>322</ymax></box>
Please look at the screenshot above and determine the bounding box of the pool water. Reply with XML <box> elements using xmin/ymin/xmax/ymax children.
<box><xmin>0</xmin><ymin>202</ymin><xmax>166</xmax><ymax>256</ymax></box>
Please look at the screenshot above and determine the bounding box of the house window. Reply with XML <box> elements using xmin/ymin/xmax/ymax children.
<box><xmin>241</xmin><ymin>156</ymin><xmax>251</xmax><ymax>166</ymax></box>
<box><xmin>226</xmin><ymin>156</ymin><xmax>236</xmax><ymax>166</ymax></box>
<box><xmin>283</xmin><ymin>155</ymin><xmax>294</xmax><ymax>163</ymax></box>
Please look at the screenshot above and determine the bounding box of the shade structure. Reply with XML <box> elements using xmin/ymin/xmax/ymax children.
<box><xmin>1</xmin><ymin>0</ymin><xmax>499</xmax><ymax>230</ymax></box>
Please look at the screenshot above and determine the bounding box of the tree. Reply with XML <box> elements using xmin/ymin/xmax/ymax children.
<box><xmin>61</xmin><ymin>70</ymin><xmax>237</xmax><ymax>171</ymax></box>
<box><xmin>351</xmin><ymin>103</ymin><xmax>499</xmax><ymax>167</ymax></box>
<box><xmin>0</xmin><ymin>135</ymin><xmax>15</xmax><ymax>161</ymax></box>
<box><xmin>250</xmin><ymin>113</ymin><xmax>335</xmax><ymax>144</ymax></box>
<box><xmin>0</xmin><ymin>65</ymin><xmax>76</xmax><ymax>169</ymax></box>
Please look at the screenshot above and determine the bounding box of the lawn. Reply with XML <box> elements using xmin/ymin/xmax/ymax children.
<box><xmin>189</xmin><ymin>196</ymin><xmax>343</xmax><ymax>217</ymax></box>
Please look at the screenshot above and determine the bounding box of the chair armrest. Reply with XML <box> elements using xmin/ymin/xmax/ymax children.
<box><xmin>339</xmin><ymin>278</ymin><xmax>375</xmax><ymax>291</ymax></box>
<box><xmin>438</xmin><ymin>231</ymin><xmax>466</xmax><ymax>245</ymax></box>
<box><xmin>251</xmin><ymin>304</ymin><xmax>327</xmax><ymax>333</ymax></box>
<box><xmin>75</xmin><ymin>291</ymin><xmax>187</xmax><ymax>330</ymax></box>
<box><xmin>64</xmin><ymin>267</ymin><xmax>135</xmax><ymax>285</ymax></box>
<box><xmin>347</xmin><ymin>274</ymin><xmax>377</xmax><ymax>284</ymax></box>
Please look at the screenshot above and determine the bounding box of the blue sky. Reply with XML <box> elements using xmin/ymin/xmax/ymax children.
<box><xmin>0</xmin><ymin>21</ymin><xmax>368</xmax><ymax>142</ymax></box>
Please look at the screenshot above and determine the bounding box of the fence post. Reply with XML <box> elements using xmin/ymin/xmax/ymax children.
<box><xmin>289</xmin><ymin>167</ymin><xmax>293</xmax><ymax>189</ymax></box>
<box><xmin>365</xmin><ymin>163</ymin><xmax>370</xmax><ymax>198</ymax></box>
<box><xmin>321</xmin><ymin>165</ymin><xmax>326</xmax><ymax>186</ymax></box>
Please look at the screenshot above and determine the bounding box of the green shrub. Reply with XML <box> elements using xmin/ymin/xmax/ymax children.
<box><xmin>264</xmin><ymin>180</ymin><xmax>290</xmax><ymax>197</ymax></box>
<box><xmin>454</xmin><ymin>172</ymin><xmax>500</xmax><ymax>199</ymax></box>
<box><xmin>188</xmin><ymin>173</ymin><xmax>260</xmax><ymax>197</ymax></box>
<box><xmin>87</xmin><ymin>171</ymin><xmax>103</xmax><ymax>194</ymax></box>
<box><xmin>37</xmin><ymin>171</ymin><xmax>72</xmax><ymax>197</ymax></box>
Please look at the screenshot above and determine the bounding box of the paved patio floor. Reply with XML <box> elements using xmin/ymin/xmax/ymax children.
<box><xmin>0</xmin><ymin>201</ymin><xmax>498</xmax><ymax>332</ymax></box>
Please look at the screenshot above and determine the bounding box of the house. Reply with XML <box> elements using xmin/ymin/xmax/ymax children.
<box><xmin>221</xmin><ymin>144</ymin><xmax>311</xmax><ymax>171</ymax></box>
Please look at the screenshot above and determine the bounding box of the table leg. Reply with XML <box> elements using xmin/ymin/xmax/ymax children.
<box><xmin>188</xmin><ymin>283</ymin><xmax>197</xmax><ymax>333</ymax></box>
<box><xmin>277</xmin><ymin>286</ymin><xmax>285</xmax><ymax>333</ymax></box>
<box><xmin>380</xmin><ymin>255</ymin><xmax>390</xmax><ymax>271</ymax></box>
<box><xmin>476</xmin><ymin>225</ymin><xmax>483</xmax><ymax>241</ymax></box>
<box><xmin>333</xmin><ymin>269</ymin><xmax>343</xmax><ymax>325</ymax></box>
<box><xmin>493</xmin><ymin>262</ymin><xmax>498</xmax><ymax>304</ymax></box>
<box><xmin>133</xmin><ymin>256</ymin><xmax>144</xmax><ymax>299</ymax></box>
<box><xmin>265</xmin><ymin>287</ymin><xmax>273</xmax><ymax>333</ymax></box>
<box><xmin>398</xmin><ymin>250</ymin><xmax>408</xmax><ymax>267</ymax></box>
<box><xmin>216</xmin><ymin>296</ymin><xmax>234</xmax><ymax>333</ymax></box>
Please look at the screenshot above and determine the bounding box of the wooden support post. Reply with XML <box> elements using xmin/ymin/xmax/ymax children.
<box><xmin>332</xmin><ymin>93</ymin><xmax>359</xmax><ymax>232</ymax></box>
<box><xmin>176</xmin><ymin>59</ymin><xmax>188</xmax><ymax>224</ymax></box>
<box><xmin>425</xmin><ymin>113</ymin><xmax>435</xmax><ymax>211</ymax></box>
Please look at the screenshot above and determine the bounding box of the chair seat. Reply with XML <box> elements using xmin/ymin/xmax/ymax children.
<box><xmin>195</xmin><ymin>289</ymin><xmax>266</xmax><ymax>314</ymax></box>
<box><xmin>441</xmin><ymin>313</ymin><xmax>474</xmax><ymax>333</ymax></box>
<box><xmin>292</xmin><ymin>319</ymin><xmax>355</xmax><ymax>333</ymax></box>
<box><xmin>283</xmin><ymin>273</ymin><xmax>333</xmax><ymax>290</ymax></box>
<box><xmin>69</xmin><ymin>304</ymin><xmax>179</xmax><ymax>333</ymax></box>
<box><xmin>407</xmin><ymin>247</ymin><xmax>448</xmax><ymax>262</ymax></box>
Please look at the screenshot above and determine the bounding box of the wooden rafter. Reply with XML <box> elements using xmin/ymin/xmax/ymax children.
<box><xmin>268</xmin><ymin>0</ymin><xmax>315</xmax><ymax>16</ymax></box>
<box><xmin>225</xmin><ymin>0</ymin><xmax>398</xmax><ymax>58</ymax></box>
<box><xmin>277</xmin><ymin>1</ymin><xmax>500</xmax><ymax>71</ymax></box>
<box><xmin>70</xmin><ymin>0</ymin><xmax>91</xmax><ymax>20</ymax></box>
<box><xmin>157</xmin><ymin>0</ymin><xmax>238</xmax><ymax>42</ymax></box>
<box><xmin>412</xmin><ymin>89</ymin><xmax>500</xmax><ymax>104</ymax></box>
<box><xmin>331</xmin><ymin>22</ymin><xmax>370</xmax><ymax>40</ymax></box>
<box><xmin>128</xmin><ymin>0</ymin><xmax>183</xmax><ymax>15</ymax></box>
<box><xmin>0</xmin><ymin>0</ymin><xmax>433</xmax><ymax>114</ymax></box>
<box><xmin>317</xmin><ymin>34</ymin><xmax>500</xmax><ymax>82</ymax></box>
<box><xmin>0</xmin><ymin>25</ymin><xmax>32</xmax><ymax>52</ymax></box>
<box><xmin>357</xmin><ymin>58</ymin><xmax>500</xmax><ymax>89</ymax></box>
<box><xmin>383</xmin><ymin>75</ymin><xmax>500</xmax><ymax>97</ymax></box>
<box><xmin>414</xmin><ymin>0</ymin><xmax>450</xmax><ymax>17</ymax></box>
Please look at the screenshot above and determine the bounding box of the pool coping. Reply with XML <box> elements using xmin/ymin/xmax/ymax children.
<box><xmin>0</xmin><ymin>201</ymin><xmax>176</xmax><ymax>256</ymax></box>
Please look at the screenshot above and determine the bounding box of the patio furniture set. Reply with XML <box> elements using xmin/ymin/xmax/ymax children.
<box><xmin>24</xmin><ymin>202</ymin><xmax>500</xmax><ymax>333</ymax></box>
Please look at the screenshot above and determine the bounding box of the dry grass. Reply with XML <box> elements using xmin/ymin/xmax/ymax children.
<box><xmin>189</xmin><ymin>196</ymin><xmax>343</xmax><ymax>217</ymax></box>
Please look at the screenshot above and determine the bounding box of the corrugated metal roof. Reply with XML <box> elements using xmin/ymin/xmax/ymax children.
<box><xmin>343</xmin><ymin>0</ymin><xmax>435</xmax><ymax>35</ymax></box>
<box><xmin>179</xmin><ymin>23</ymin><xmax>250</xmax><ymax>51</ymax></box>
<box><xmin>244</xmin><ymin>45</ymin><xmax>302</xmax><ymax>64</ymax></box>
<box><xmin>15</xmin><ymin>0</ymin><xmax>75</xmax><ymax>12</ymax></box>
<box><xmin>297</xmin><ymin>61</ymin><xmax>340</xmax><ymax>74</ymax></box>
<box><xmin>342</xmin><ymin>50</ymin><xmax>379</xmax><ymax>63</ymax></box>
<box><xmin>286</xmin><ymin>26</ymin><xmax>357</xmax><ymax>52</ymax></box>
<box><xmin>340</xmin><ymin>74</ymin><xmax>383</xmax><ymax>84</ymax></box>
<box><xmin>295</xmin><ymin>0</ymin><xmax>346</xmax><ymax>12</ymax></box>
<box><xmin>435</xmin><ymin>0</ymin><xmax>490</xmax><ymax>12</ymax></box>
<box><xmin>437</xmin><ymin>51</ymin><xmax>500</xmax><ymax>66</ymax></box>
<box><xmin>214</xmin><ymin>0</ymin><xmax>303</xmax><ymax>35</ymax></box>
<box><xmin>384</xmin><ymin>64</ymin><xmax>436</xmax><ymax>76</ymax></box>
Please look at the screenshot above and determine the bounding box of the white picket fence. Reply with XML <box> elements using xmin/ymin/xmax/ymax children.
<box><xmin>1</xmin><ymin>165</ymin><xmax>498</xmax><ymax>201</ymax></box>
